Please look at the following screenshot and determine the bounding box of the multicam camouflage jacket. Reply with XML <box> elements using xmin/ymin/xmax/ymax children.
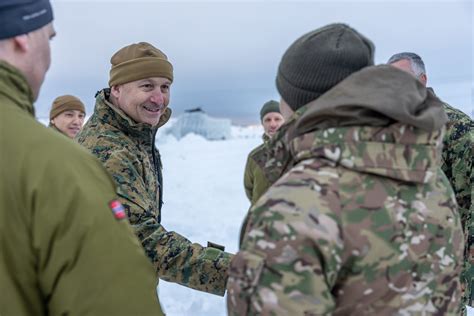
<box><xmin>77</xmin><ymin>89</ymin><xmax>232</xmax><ymax>296</ymax></box>
<box><xmin>437</xmin><ymin>96</ymin><xmax>474</xmax><ymax>306</ymax></box>
<box><xmin>228</xmin><ymin>66</ymin><xmax>465</xmax><ymax>315</ymax></box>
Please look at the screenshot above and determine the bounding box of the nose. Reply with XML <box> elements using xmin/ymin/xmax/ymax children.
<box><xmin>150</xmin><ymin>90</ymin><xmax>164</xmax><ymax>105</ymax></box>
<box><xmin>72</xmin><ymin>115</ymin><xmax>83</xmax><ymax>127</ymax></box>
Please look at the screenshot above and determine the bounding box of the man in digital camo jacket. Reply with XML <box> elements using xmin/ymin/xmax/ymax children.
<box><xmin>77</xmin><ymin>42</ymin><xmax>232</xmax><ymax>296</ymax></box>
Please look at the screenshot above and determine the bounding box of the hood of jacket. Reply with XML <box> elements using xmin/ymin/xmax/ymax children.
<box><xmin>290</xmin><ymin>65</ymin><xmax>446</xmax><ymax>184</ymax></box>
<box><xmin>295</xmin><ymin>65</ymin><xmax>447</xmax><ymax>135</ymax></box>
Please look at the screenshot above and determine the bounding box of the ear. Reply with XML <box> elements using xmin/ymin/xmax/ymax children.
<box><xmin>419</xmin><ymin>74</ymin><xmax>428</xmax><ymax>86</ymax></box>
<box><xmin>110</xmin><ymin>85</ymin><xmax>121</xmax><ymax>99</ymax></box>
<box><xmin>12</xmin><ymin>34</ymin><xmax>29</xmax><ymax>53</ymax></box>
<box><xmin>279</xmin><ymin>97</ymin><xmax>294</xmax><ymax>121</ymax></box>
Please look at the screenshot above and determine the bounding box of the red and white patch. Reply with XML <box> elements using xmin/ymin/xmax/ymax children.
<box><xmin>109</xmin><ymin>199</ymin><xmax>127</xmax><ymax>220</ymax></box>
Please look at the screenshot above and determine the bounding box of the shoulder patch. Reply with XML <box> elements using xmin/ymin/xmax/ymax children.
<box><xmin>109</xmin><ymin>199</ymin><xmax>127</xmax><ymax>220</ymax></box>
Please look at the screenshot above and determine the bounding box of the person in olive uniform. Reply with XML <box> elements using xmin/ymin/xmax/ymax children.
<box><xmin>0</xmin><ymin>1</ymin><xmax>164</xmax><ymax>315</ymax></box>
<box><xmin>243</xmin><ymin>100</ymin><xmax>284</xmax><ymax>205</ymax></box>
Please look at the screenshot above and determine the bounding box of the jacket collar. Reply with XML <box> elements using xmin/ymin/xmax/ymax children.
<box><xmin>0</xmin><ymin>61</ymin><xmax>34</xmax><ymax>116</ymax></box>
<box><xmin>262</xmin><ymin>133</ymin><xmax>270</xmax><ymax>143</ymax></box>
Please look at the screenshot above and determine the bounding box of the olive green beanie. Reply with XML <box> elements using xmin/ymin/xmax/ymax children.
<box><xmin>276</xmin><ymin>23</ymin><xmax>375</xmax><ymax>110</ymax></box>
<box><xmin>260</xmin><ymin>100</ymin><xmax>280</xmax><ymax>121</ymax></box>
<box><xmin>109</xmin><ymin>42</ymin><xmax>173</xmax><ymax>87</ymax></box>
<box><xmin>49</xmin><ymin>95</ymin><xmax>85</xmax><ymax>120</ymax></box>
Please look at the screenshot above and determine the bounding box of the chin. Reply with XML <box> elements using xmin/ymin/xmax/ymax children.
<box><xmin>146</xmin><ymin>116</ymin><xmax>162</xmax><ymax>126</ymax></box>
<box><xmin>143</xmin><ymin>120</ymin><xmax>160</xmax><ymax>126</ymax></box>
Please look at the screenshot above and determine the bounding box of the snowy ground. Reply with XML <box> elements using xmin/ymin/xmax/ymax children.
<box><xmin>156</xmin><ymin>124</ymin><xmax>262</xmax><ymax>315</ymax></box>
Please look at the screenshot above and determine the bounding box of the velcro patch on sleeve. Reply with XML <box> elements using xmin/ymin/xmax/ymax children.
<box><xmin>109</xmin><ymin>199</ymin><xmax>127</xmax><ymax>220</ymax></box>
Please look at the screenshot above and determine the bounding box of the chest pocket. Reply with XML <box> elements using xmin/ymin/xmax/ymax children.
<box><xmin>139</xmin><ymin>151</ymin><xmax>161</xmax><ymax>221</ymax></box>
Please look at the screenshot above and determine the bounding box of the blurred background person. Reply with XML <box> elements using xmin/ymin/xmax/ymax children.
<box><xmin>243</xmin><ymin>99</ymin><xmax>284</xmax><ymax>205</ymax></box>
<box><xmin>49</xmin><ymin>94</ymin><xmax>85</xmax><ymax>138</ymax></box>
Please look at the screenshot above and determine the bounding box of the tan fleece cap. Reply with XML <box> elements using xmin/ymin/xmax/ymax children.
<box><xmin>108</xmin><ymin>42</ymin><xmax>174</xmax><ymax>87</ymax></box>
<box><xmin>49</xmin><ymin>95</ymin><xmax>85</xmax><ymax>120</ymax></box>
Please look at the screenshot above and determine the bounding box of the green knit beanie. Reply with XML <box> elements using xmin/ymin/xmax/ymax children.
<box><xmin>260</xmin><ymin>100</ymin><xmax>280</xmax><ymax>121</ymax></box>
<box><xmin>276</xmin><ymin>23</ymin><xmax>375</xmax><ymax>110</ymax></box>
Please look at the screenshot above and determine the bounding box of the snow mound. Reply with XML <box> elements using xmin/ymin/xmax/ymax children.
<box><xmin>166</xmin><ymin>111</ymin><xmax>232</xmax><ymax>140</ymax></box>
<box><xmin>231</xmin><ymin>124</ymin><xmax>263</xmax><ymax>139</ymax></box>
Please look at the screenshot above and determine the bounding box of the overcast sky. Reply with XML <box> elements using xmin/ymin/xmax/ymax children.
<box><xmin>36</xmin><ymin>0</ymin><xmax>472</xmax><ymax>124</ymax></box>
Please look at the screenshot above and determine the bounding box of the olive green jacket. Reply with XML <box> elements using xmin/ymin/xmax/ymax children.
<box><xmin>77</xmin><ymin>89</ymin><xmax>232</xmax><ymax>296</ymax></box>
<box><xmin>243</xmin><ymin>135</ymin><xmax>271</xmax><ymax>205</ymax></box>
<box><xmin>0</xmin><ymin>61</ymin><xmax>163</xmax><ymax>315</ymax></box>
<box><xmin>48</xmin><ymin>123</ymin><xmax>67</xmax><ymax>137</ymax></box>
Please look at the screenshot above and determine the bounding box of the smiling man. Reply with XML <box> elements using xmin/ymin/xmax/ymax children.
<box><xmin>77</xmin><ymin>42</ymin><xmax>232</xmax><ymax>296</ymax></box>
<box><xmin>49</xmin><ymin>94</ymin><xmax>85</xmax><ymax>138</ymax></box>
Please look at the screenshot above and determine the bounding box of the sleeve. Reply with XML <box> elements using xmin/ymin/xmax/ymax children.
<box><xmin>442</xmin><ymin>121</ymin><xmax>473</xmax><ymax>236</ymax></box>
<box><xmin>105</xmin><ymin>152</ymin><xmax>233</xmax><ymax>296</ymax></box>
<box><xmin>250</xmin><ymin>163</ymin><xmax>272</xmax><ymax>205</ymax></box>
<box><xmin>244</xmin><ymin>154</ymin><xmax>255</xmax><ymax>202</ymax></box>
<box><xmin>442</xmin><ymin>120</ymin><xmax>474</xmax><ymax>305</ymax></box>
<box><xmin>227</xmin><ymin>168</ymin><xmax>343</xmax><ymax>315</ymax></box>
<box><xmin>35</xmin><ymin>153</ymin><xmax>164</xmax><ymax>316</ymax></box>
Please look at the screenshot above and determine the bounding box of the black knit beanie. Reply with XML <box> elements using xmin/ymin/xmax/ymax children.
<box><xmin>276</xmin><ymin>23</ymin><xmax>375</xmax><ymax>111</ymax></box>
<box><xmin>260</xmin><ymin>100</ymin><xmax>280</xmax><ymax>121</ymax></box>
<box><xmin>0</xmin><ymin>0</ymin><xmax>53</xmax><ymax>40</ymax></box>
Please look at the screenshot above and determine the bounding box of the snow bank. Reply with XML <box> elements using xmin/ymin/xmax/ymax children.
<box><xmin>166</xmin><ymin>111</ymin><xmax>232</xmax><ymax>140</ymax></box>
<box><xmin>157</xmin><ymin>126</ymin><xmax>261</xmax><ymax>315</ymax></box>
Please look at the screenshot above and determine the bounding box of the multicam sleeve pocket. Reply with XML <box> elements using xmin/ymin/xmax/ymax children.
<box><xmin>226</xmin><ymin>250</ymin><xmax>266</xmax><ymax>315</ymax></box>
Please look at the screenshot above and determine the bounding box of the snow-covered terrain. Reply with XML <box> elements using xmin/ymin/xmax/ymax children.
<box><xmin>155</xmin><ymin>123</ymin><xmax>261</xmax><ymax>315</ymax></box>
<box><xmin>166</xmin><ymin>111</ymin><xmax>232</xmax><ymax>140</ymax></box>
